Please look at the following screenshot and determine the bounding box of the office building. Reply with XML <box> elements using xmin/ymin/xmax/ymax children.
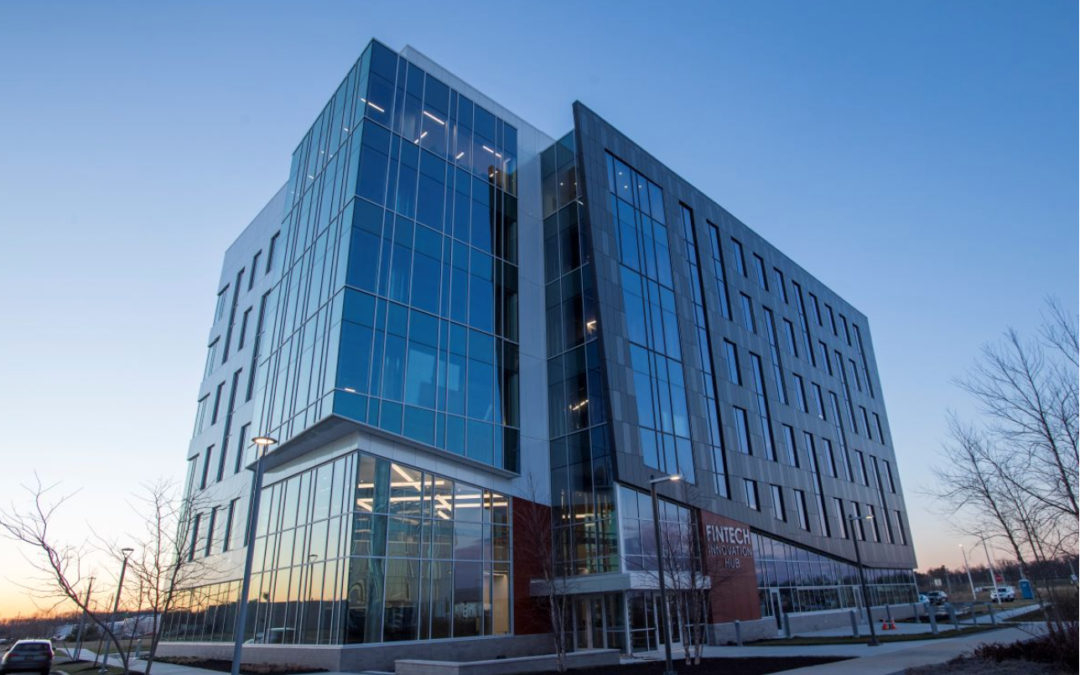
<box><xmin>161</xmin><ymin>39</ymin><xmax>917</xmax><ymax>670</ymax></box>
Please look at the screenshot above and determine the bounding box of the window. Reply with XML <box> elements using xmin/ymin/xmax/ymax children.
<box><xmin>731</xmin><ymin>238</ymin><xmax>746</xmax><ymax>276</ymax></box>
<box><xmin>782</xmin><ymin>424</ymin><xmax>799</xmax><ymax>467</ymax></box>
<box><xmin>204</xmin><ymin>339</ymin><xmax>219</xmax><ymax>379</ymax></box>
<box><xmin>249</xmin><ymin>250</ymin><xmax>262</xmax><ymax>289</ymax></box>
<box><xmin>210</xmin><ymin>381</ymin><xmax>226</xmax><ymax>425</ymax></box>
<box><xmin>825</xmin><ymin>304</ymin><xmax>837</xmax><ymax>335</ymax></box>
<box><xmin>193</xmin><ymin>395</ymin><xmax>210</xmax><ymax>437</ymax></box>
<box><xmin>200</xmin><ymin>446</ymin><xmax>214</xmax><ymax>489</ymax></box>
<box><xmin>705</xmin><ymin>221</ymin><xmax>732</xmax><ymax>319</ymax></box>
<box><xmin>874</xmin><ymin>413</ymin><xmax>888</xmax><ymax>445</ymax></box>
<box><xmin>773</xmin><ymin>268</ymin><xmax>788</xmax><ymax>302</ymax></box>
<box><xmin>724</xmin><ymin>340</ymin><xmax>741</xmax><ymax>385</ymax></box>
<box><xmin>188</xmin><ymin>513</ymin><xmax>202</xmax><ymax>561</ymax></box>
<box><xmin>744</xmin><ymin>479</ymin><xmax>759</xmax><ymax>510</ymax></box>
<box><xmin>266</xmin><ymin>232</ymin><xmax>280</xmax><ymax>273</ymax></box>
<box><xmin>762</xmin><ymin>308</ymin><xmax>788</xmax><ymax>405</ymax></box>
<box><xmin>748</xmin><ymin>354</ymin><xmax>775</xmax><ymax>460</ymax></box>
<box><xmin>793</xmin><ymin>374</ymin><xmax>808</xmax><ymax>413</ymax></box>
<box><xmin>794</xmin><ymin>490</ymin><xmax>809</xmax><ymax>531</ymax></box>
<box><xmin>770</xmin><ymin>484</ymin><xmax>785</xmax><ymax>521</ymax></box>
<box><xmin>783</xmin><ymin>319</ymin><xmax>798</xmax><ymax>357</ymax></box>
<box><xmin>852</xmin><ymin>323</ymin><xmax>875</xmax><ymax>398</ymax></box>
<box><xmin>894</xmin><ymin>510</ymin><xmax>907</xmax><ymax>545</ymax></box>
<box><xmin>753</xmin><ymin>254</ymin><xmax>768</xmax><ymax>290</ymax></box>
<box><xmin>861</xmin><ymin>407</ymin><xmax>873</xmax><ymax>442</ymax></box>
<box><xmin>791</xmin><ymin>282</ymin><xmax>815</xmax><ymax>367</ymax></box>
<box><xmin>740</xmin><ymin>294</ymin><xmax>755</xmax><ymax>333</ymax></box>
<box><xmin>854</xmin><ymin>450</ymin><xmax>869</xmax><ymax>485</ymax></box>
<box><xmin>807</xmin><ymin>292</ymin><xmax>823</xmax><ymax>326</ymax></box>
<box><xmin>850</xmin><ymin>501</ymin><xmax>865</xmax><ymax>540</ymax></box>
<box><xmin>868</xmin><ymin>504</ymin><xmax>880</xmax><ymax>542</ymax></box>
<box><xmin>884</xmin><ymin>460</ymin><xmax>897</xmax><ymax>493</ymax></box>
<box><xmin>733</xmin><ymin>407</ymin><xmax>752</xmax><ymax>455</ymax></box>
<box><xmin>820</xmin><ymin>342</ymin><xmax>832</xmax><ymax>375</ymax></box>
<box><xmin>222</xmin><ymin>499</ymin><xmax>238</xmax><ymax>552</ymax></box>
<box><xmin>804</xmin><ymin>433</ymin><xmax>831</xmax><ymax>536</ymax></box>
<box><xmin>238</xmin><ymin>307</ymin><xmax>252</xmax><ymax>350</ymax></box>
<box><xmin>234</xmin><ymin>423</ymin><xmax>250</xmax><ymax>474</ymax></box>
<box><xmin>205</xmin><ymin>507</ymin><xmax>218</xmax><ymax>557</ymax></box>
<box><xmin>214</xmin><ymin>287</ymin><xmax>228</xmax><ymax>322</ymax></box>
<box><xmin>811</xmin><ymin>383</ymin><xmax>826</xmax><ymax>419</ymax></box>
<box><xmin>833</xmin><ymin>499</ymin><xmax>847</xmax><ymax>539</ymax></box>
<box><xmin>840</xmin><ymin>314</ymin><xmax>851</xmax><ymax>345</ymax></box>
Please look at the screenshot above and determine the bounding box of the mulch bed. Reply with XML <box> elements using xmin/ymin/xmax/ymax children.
<box><xmin>551</xmin><ymin>656</ymin><xmax>851</xmax><ymax>675</ymax></box>
<box><xmin>153</xmin><ymin>657</ymin><xmax>326</xmax><ymax>674</ymax></box>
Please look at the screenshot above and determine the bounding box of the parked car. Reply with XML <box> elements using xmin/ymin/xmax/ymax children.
<box><xmin>925</xmin><ymin>591</ymin><xmax>948</xmax><ymax>605</ymax></box>
<box><xmin>1</xmin><ymin>639</ymin><xmax>53</xmax><ymax>675</ymax></box>
<box><xmin>990</xmin><ymin>586</ymin><xmax>1016</xmax><ymax>602</ymax></box>
<box><xmin>919</xmin><ymin>593</ymin><xmax>930</xmax><ymax>605</ymax></box>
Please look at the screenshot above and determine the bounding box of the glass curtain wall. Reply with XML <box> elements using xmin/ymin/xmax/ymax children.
<box><xmin>162</xmin><ymin>450</ymin><xmax>511</xmax><ymax>645</ymax></box>
<box><xmin>754</xmin><ymin>532</ymin><xmax>916</xmax><ymax>618</ymax></box>
<box><xmin>542</xmin><ymin>132</ymin><xmax>617</xmax><ymax>576</ymax></box>
<box><xmin>252</xmin><ymin>40</ymin><xmax>521</xmax><ymax>472</ymax></box>
<box><xmin>606</xmin><ymin>153</ymin><xmax>695</xmax><ymax>483</ymax></box>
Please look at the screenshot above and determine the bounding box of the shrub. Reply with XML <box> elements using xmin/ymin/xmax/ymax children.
<box><xmin>972</xmin><ymin>622</ymin><xmax>1078</xmax><ymax>672</ymax></box>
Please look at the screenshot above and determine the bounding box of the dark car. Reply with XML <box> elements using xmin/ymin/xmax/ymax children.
<box><xmin>0</xmin><ymin>640</ymin><xmax>53</xmax><ymax>675</ymax></box>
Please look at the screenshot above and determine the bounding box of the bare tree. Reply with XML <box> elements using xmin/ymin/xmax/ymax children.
<box><xmin>0</xmin><ymin>476</ymin><xmax>134</xmax><ymax>673</ymax></box>
<box><xmin>98</xmin><ymin>478</ymin><xmax>216</xmax><ymax>675</ymax></box>
<box><xmin>927</xmin><ymin>297</ymin><xmax>1079</xmax><ymax>636</ymax></box>
<box><xmin>514</xmin><ymin>473</ymin><xmax>581</xmax><ymax>672</ymax></box>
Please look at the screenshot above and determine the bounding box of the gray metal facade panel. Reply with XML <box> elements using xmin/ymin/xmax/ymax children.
<box><xmin>572</xmin><ymin>102</ymin><xmax>915</xmax><ymax>570</ymax></box>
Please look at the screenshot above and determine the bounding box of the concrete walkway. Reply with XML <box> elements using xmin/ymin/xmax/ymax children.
<box><xmin>629</xmin><ymin>622</ymin><xmax>1046</xmax><ymax>675</ymax></box>
<box><xmin>791</xmin><ymin>602</ymin><xmax>1038</xmax><ymax>639</ymax></box>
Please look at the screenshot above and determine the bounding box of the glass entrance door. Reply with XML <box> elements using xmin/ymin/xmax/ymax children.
<box><xmin>768</xmin><ymin>589</ymin><xmax>783</xmax><ymax>629</ymax></box>
<box><xmin>573</xmin><ymin>596</ymin><xmax>606</xmax><ymax>650</ymax></box>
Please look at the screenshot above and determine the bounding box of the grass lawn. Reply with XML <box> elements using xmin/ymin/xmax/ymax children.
<box><xmin>52</xmin><ymin>660</ymin><xmax>129</xmax><ymax>675</ymax></box>
<box><xmin>749</xmin><ymin>624</ymin><xmax>1002</xmax><ymax>646</ymax></box>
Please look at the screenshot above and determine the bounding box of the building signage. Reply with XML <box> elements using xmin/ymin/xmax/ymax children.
<box><xmin>698</xmin><ymin>510</ymin><xmax>760</xmax><ymax>623</ymax></box>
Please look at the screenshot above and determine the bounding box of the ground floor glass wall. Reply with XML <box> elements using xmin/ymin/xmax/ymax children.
<box><xmin>753</xmin><ymin>532</ymin><xmax>916</xmax><ymax>621</ymax></box>
<box><xmin>162</xmin><ymin>449</ymin><xmax>511</xmax><ymax>644</ymax></box>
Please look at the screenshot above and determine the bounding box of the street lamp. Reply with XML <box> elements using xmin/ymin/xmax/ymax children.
<box><xmin>847</xmin><ymin>514</ymin><xmax>880</xmax><ymax>647</ymax></box>
<box><xmin>649</xmin><ymin>474</ymin><xmax>682</xmax><ymax>675</ymax></box>
<box><xmin>231</xmin><ymin>435</ymin><xmax>278</xmax><ymax>675</ymax></box>
<box><xmin>958</xmin><ymin>544</ymin><xmax>978</xmax><ymax>602</ymax></box>
<box><xmin>980</xmin><ymin>537</ymin><xmax>1003</xmax><ymax>605</ymax></box>
<box><xmin>100</xmin><ymin>547</ymin><xmax>134</xmax><ymax>672</ymax></box>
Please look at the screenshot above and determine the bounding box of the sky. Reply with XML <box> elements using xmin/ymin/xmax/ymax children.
<box><xmin>0</xmin><ymin>0</ymin><xmax>1075</xmax><ymax>618</ymax></box>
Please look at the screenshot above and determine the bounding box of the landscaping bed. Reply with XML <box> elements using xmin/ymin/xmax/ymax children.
<box><xmin>153</xmin><ymin>657</ymin><xmax>327</xmax><ymax>674</ymax></box>
<box><xmin>546</xmin><ymin>656</ymin><xmax>850</xmax><ymax>675</ymax></box>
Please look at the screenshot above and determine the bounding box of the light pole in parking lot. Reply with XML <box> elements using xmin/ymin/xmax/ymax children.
<box><xmin>231</xmin><ymin>435</ymin><xmax>278</xmax><ymax>675</ymax></box>
<box><xmin>100</xmin><ymin>547</ymin><xmax>134</xmax><ymax>673</ymax></box>
<box><xmin>958</xmin><ymin>544</ymin><xmax>978</xmax><ymax>601</ymax></box>
<box><xmin>980</xmin><ymin>537</ymin><xmax>1003</xmax><ymax>604</ymax></box>
<box><xmin>847</xmin><ymin>513</ymin><xmax>879</xmax><ymax>647</ymax></box>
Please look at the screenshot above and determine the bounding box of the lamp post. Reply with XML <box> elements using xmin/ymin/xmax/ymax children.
<box><xmin>100</xmin><ymin>547</ymin><xmax>134</xmax><ymax>673</ymax></box>
<box><xmin>649</xmin><ymin>474</ymin><xmax>682</xmax><ymax>675</ymax></box>
<box><xmin>980</xmin><ymin>537</ymin><xmax>1002</xmax><ymax>605</ymax></box>
<box><xmin>73</xmin><ymin>576</ymin><xmax>94</xmax><ymax>661</ymax></box>
<box><xmin>958</xmin><ymin>544</ymin><xmax>978</xmax><ymax>602</ymax></box>
<box><xmin>847</xmin><ymin>514</ymin><xmax>879</xmax><ymax>647</ymax></box>
<box><xmin>230</xmin><ymin>436</ymin><xmax>278</xmax><ymax>675</ymax></box>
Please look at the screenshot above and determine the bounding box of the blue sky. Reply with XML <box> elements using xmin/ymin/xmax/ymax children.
<box><xmin>0</xmin><ymin>0</ymin><xmax>1075</xmax><ymax>615</ymax></box>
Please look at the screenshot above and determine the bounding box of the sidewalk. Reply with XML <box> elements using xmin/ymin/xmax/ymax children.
<box><xmin>630</xmin><ymin>623</ymin><xmax>1045</xmax><ymax>674</ymax></box>
<box><xmin>790</xmin><ymin>602</ymin><xmax>1038</xmax><ymax>639</ymax></box>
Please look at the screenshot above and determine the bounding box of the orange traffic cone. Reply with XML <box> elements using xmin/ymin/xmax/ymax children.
<box><xmin>881</xmin><ymin>619</ymin><xmax>889</xmax><ymax>631</ymax></box>
<box><xmin>890</xmin><ymin>619</ymin><xmax>898</xmax><ymax>630</ymax></box>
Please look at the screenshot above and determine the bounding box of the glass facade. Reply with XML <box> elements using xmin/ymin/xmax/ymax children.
<box><xmin>754</xmin><ymin>532</ymin><xmax>916</xmax><ymax>619</ymax></box>
<box><xmin>251</xmin><ymin>40</ymin><xmax>521</xmax><ymax>472</ymax></box>
<box><xmin>542</xmin><ymin>133</ymin><xmax>617</xmax><ymax>577</ymax></box>
<box><xmin>163</xmin><ymin>450</ymin><xmax>511</xmax><ymax>644</ymax></box>
<box><xmin>606</xmin><ymin>153</ymin><xmax>695</xmax><ymax>483</ymax></box>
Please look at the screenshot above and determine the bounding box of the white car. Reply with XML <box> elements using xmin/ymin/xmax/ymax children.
<box><xmin>989</xmin><ymin>586</ymin><xmax>1016</xmax><ymax>602</ymax></box>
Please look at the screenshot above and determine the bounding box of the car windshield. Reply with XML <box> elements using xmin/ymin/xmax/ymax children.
<box><xmin>15</xmin><ymin>644</ymin><xmax>50</xmax><ymax>652</ymax></box>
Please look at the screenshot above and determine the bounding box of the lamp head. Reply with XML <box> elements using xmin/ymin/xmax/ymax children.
<box><xmin>252</xmin><ymin>436</ymin><xmax>278</xmax><ymax>447</ymax></box>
